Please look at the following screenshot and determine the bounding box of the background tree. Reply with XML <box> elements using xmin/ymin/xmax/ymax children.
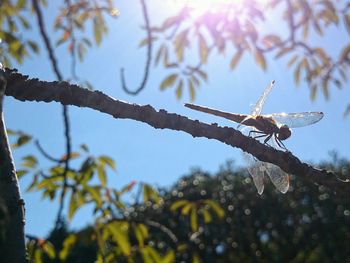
<box><xmin>0</xmin><ymin>0</ymin><xmax>349</xmax><ymax>262</ymax></box>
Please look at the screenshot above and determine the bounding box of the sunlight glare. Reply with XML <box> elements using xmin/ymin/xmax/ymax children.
<box><xmin>171</xmin><ymin>0</ymin><xmax>268</xmax><ymax>19</ymax></box>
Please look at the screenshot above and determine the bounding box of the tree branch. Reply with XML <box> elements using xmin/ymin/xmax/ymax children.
<box><xmin>0</xmin><ymin>67</ymin><xmax>26</xmax><ymax>262</ymax></box>
<box><xmin>4</xmin><ymin>68</ymin><xmax>349</xmax><ymax>197</ymax></box>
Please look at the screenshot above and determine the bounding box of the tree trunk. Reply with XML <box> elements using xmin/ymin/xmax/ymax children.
<box><xmin>0</xmin><ymin>67</ymin><xmax>26</xmax><ymax>262</ymax></box>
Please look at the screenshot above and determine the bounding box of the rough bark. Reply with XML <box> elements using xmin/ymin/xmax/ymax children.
<box><xmin>4</xmin><ymin>68</ymin><xmax>349</xmax><ymax>197</ymax></box>
<box><xmin>0</xmin><ymin>68</ymin><xmax>26</xmax><ymax>262</ymax></box>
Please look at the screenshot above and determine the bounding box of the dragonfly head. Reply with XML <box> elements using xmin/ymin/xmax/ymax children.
<box><xmin>277</xmin><ymin>125</ymin><xmax>291</xmax><ymax>140</ymax></box>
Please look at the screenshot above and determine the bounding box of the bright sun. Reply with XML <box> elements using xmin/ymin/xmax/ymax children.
<box><xmin>186</xmin><ymin>0</ymin><xmax>236</xmax><ymax>14</ymax></box>
<box><xmin>172</xmin><ymin>0</ymin><xmax>267</xmax><ymax>18</ymax></box>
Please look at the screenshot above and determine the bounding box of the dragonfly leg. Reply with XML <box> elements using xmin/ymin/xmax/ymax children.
<box><xmin>263</xmin><ymin>134</ymin><xmax>273</xmax><ymax>145</ymax></box>
<box><xmin>254</xmin><ymin>134</ymin><xmax>269</xmax><ymax>140</ymax></box>
<box><xmin>248</xmin><ymin>130</ymin><xmax>266</xmax><ymax>137</ymax></box>
<box><xmin>274</xmin><ymin>136</ymin><xmax>289</xmax><ymax>151</ymax></box>
<box><xmin>250</xmin><ymin>132</ymin><xmax>274</xmax><ymax>148</ymax></box>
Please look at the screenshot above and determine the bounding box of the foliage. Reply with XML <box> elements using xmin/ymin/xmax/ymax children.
<box><xmin>2</xmin><ymin>1</ymin><xmax>350</xmax><ymax>262</ymax></box>
<box><xmin>8</xmin><ymin>127</ymin><xmax>349</xmax><ymax>263</ymax></box>
<box><xmin>1</xmin><ymin>1</ymin><xmax>349</xmax><ymax>106</ymax></box>
<box><xmin>0</xmin><ymin>0</ymin><xmax>39</xmax><ymax>65</ymax></box>
<box><xmin>18</xmin><ymin>158</ymin><xmax>350</xmax><ymax>263</ymax></box>
<box><xmin>149</xmin><ymin>1</ymin><xmax>350</xmax><ymax>104</ymax></box>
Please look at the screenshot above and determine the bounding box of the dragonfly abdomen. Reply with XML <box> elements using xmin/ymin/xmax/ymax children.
<box><xmin>184</xmin><ymin>103</ymin><xmax>247</xmax><ymax>123</ymax></box>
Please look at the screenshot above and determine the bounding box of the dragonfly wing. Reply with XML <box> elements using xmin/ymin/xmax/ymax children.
<box><xmin>267</xmin><ymin>112</ymin><xmax>324</xmax><ymax>128</ymax></box>
<box><xmin>243</xmin><ymin>153</ymin><xmax>265</xmax><ymax>195</ymax></box>
<box><xmin>240</xmin><ymin>126</ymin><xmax>265</xmax><ymax>194</ymax></box>
<box><xmin>251</xmin><ymin>81</ymin><xmax>275</xmax><ymax>116</ymax></box>
<box><xmin>264</xmin><ymin>163</ymin><xmax>289</xmax><ymax>194</ymax></box>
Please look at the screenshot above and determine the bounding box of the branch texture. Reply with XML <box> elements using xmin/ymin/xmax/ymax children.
<box><xmin>5</xmin><ymin>69</ymin><xmax>348</xmax><ymax>197</ymax></box>
<box><xmin>0</xmin><ymin>68</ymin><xmax>26</xmax><ymax>262</ymax></box>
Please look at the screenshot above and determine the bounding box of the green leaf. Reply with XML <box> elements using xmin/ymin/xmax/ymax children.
<box><xmin>60</xmin><ymin>152</ymin><xmax>80</xmax><ymax>161</ymax></box>
<box><xmin>93</xmin><ymin>18</ymin><xmax>102</xmax><ymax>45</ymax></box>
<box><xmin>190</xmin><ymin>208</ymin><xmax>198</xmax><ymax>232</ymax></box>
<box><xmin>36</xmin><ymin>176</ymin><xmax>62</xmax><ymax>190</ymax></box>
<box><xmin>77</xmin><ymin>42</ymin><xmax>86</xmax><ymax>62</ymax></box>
<box><xmin>170</xmin><ymin>199</ymin><xmax>188</xmax><ymax>212</ymax></box>
<box><xmin>139</xmin><ymin>36</ymin><xmax>157</xmax><ymax>48</ymax></box>
<box><xmin>21</xmin><ymin>155</ymin><xmax>37</xmax><ymax>168</ymax></box>
<box><xmin>310</xmin><ymin>84</ymin><xmax>317</xmax><ymax>101</ymax></box>
<box><xmin>181</xmin><ymin>203</ymin><xmax>192</xmax><ymax>216</ymax></box>
<box><xmin>195</xmin><ymin>69</ymin><xmax>207</xmax><ymax>82</ymax></box>
<box><xmin>143</xmin><ymin>184</ymin><xmax>160</xmax><ymax>203</ymax></box>
<box><xmin>80</xmin><ymin>144</ymin><xmax>89</xmax><ymax>152</ymax></box>
<box><xmin>16</xmin><ymin>169</ymin><xmax>28</xmax><ymax>178</ymax></box>
<box><xmin>340</xmin><ymin>44</ymin><xmax>350</xmax><ymax>63</ymax></box>
<box><xmin>203</xmin><ymin>200</ymin><xmax>225</xmax><ymax>218</ymax></box>
<box><xmin>344</xmin><ymin>14</ymin><xmax>350</xmax><ymax>34</ymax></box>
<box><xmin>85</xmin><ymin>186</ymin><xmax>102</xmax><ymax>207</ymax></box>
<box><xmin>34</xmin><ymin>248</ymin><xmax>42</xmax><ymax>263</ymax></box>
<box><xmin>27</xmin><ymin>40</ymin><xmax>39</xmax><ymax>53</ymax></box>
<box><xmin>68</xmin><ymin>192</ymin><xmax>85</xmax><ymax>221</ymax></box>
<box><xmin>161</xmin><ymin>15</ymin><xmax>179</xmax><ymax>30</ymax></box>
<box><xmin>154</xmin><ymin>45</ymin><xmax>165</xmax><ymax>66</ymax></box>
<box><xmin>287</xmin><ymin>55</ymin><xmax>299</xmax><ymax>68</ymax></box>
<box><xmin>6</xmin><ymin>129</ymin><xmax>16</xmax><ymax>135</ymax></box>
<box><xmin>162</xmin><ymin>250</ymin><xmax>175</xmax><ymax>263</ymax></box>
<box><xmin>198</xmin><ymin>33</ymin><xmax>208</xmax><ymax>64</ymax></box>
<box><xmin>275</xmin><ymin>47</ymin><xmax>293</xmax><ymax>59</ymax></box>
<box><xmin>98</xmin><ymin>155</ymin><xmax>116</xmax><ymax>170</ymax></box>
<box><xmin>344</xmin><ymin>105</ymin><xmax>350</xmax><ymax>117</ymax></box>
<box><xmin>322</xmin><ymin>79</ymin><xmax>329</xmax><ymax>100</ymax></box>
<box><xmin>19</xmin><ymin>15</ymin><xmax>30</xmax><ymax>29</ymax></box>
<box><xmin>192</xmin><ymin>252</ymin><xmax>200</xmax><ymax>263</ymax></box>
<box><xmin>134</xmin><ymin>223</ymin><xmax>148</xmax><ymax>247</ymax></box>
<box><xmin>188</xmin><ymin>79</ymin><xmax>195</xmax><ymax>101</ymax></box>
<box><xmin>97</xmin><ymin>165</ymin><xmax>107</xmax><ymax>187</ymax></box>
<box><xmin>16</xmin><ymin>0</ymin><xmax>27</xmax><ymax>9</ymax></box>
<box><xmin>201</xmin><ymin>209</ymin><xmax>212</xmax><ymax>223</ymax></box>
<box><xmin>107</xmin><ymin>222</ymin><xmax>131</xmax><ymax>256</ymax></box>
<box><xmin>42</xmin><ymin>242</ymin><xmax>55</xmax><ymax>259</ymax></box>
<box><xmin>59</xmin><ymin>235</ymin><xmax>77</xmax><ymax>260</ymax></box>
<box><xmin>175</xmin><ymin>79</ymin><xmax>183</xmax><ymax>100</ymax></box>
<box><xmin>12</xmin><ymin>134</ymin><xmax>32</xmax><ymax>149</ymax></box>
<box><xmin>26</xmin><ymin>173</ymin><xmax>39</xmax><ymax>192</ymax></box>
<box><xmin>145</xmin><ymin>246</ymin><xmax>162</xmax><ymax>262</ymax></box>
<box><xmin>230</xmin><ymin>52</ymin><xmax>242</xmax><ymax>70</ymax></box>
<box><xmin>160</xmin><ymin>74</ymin><xmax>178</xmax><ymax>90</ymax></box>
<box><xmin>254</xmin><ymin>49</ymin><xmax>266</xmax><ymax>70</ymax></box>
<box><xmin>141</xmin><ymin>248</ymin><xmax>153</xmax><ymax>263</ymax></box>
<box><xmin>294</xmin><ymin>61</ymin><xmax>303</xmax><ymax>86</ymax></box>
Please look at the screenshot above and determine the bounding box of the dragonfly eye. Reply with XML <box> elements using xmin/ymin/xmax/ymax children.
<box><xmin>277</xmin><ymin>125</ymin><xmax>291</xmax><ymax>140</ymax></box>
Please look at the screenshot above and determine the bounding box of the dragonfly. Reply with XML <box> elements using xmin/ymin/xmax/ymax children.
<box><xmin>184</xmin><ymin>81</ymin><xmax>324</xmax><ymax>194</ymax></box>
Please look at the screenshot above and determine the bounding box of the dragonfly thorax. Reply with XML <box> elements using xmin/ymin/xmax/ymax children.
<box><xmin>276</xmin><ymin>125</ymin><xmax>291</xmax><ymax>140</ymax></box>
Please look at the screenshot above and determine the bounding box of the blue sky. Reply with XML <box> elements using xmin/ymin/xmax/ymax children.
<box><xmin>4</xmin><ymin>0</ymin><xmax>350</xmax><ymax>237</ymax></box>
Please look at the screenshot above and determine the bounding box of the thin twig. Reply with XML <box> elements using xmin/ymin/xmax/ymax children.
<box><xmin>35</xmin><ymin>140</ymin><xmax>62</xmax><ymax>163</ymax></box>
<box><xmin>120</xmin><ymin>0</ymin><xmax>152</xmax><ymax>95</ymax></box>
<box><xmin>32</xmin><ymin>0</ymin><xmax>72</xmax><ymax>229</ymax></box>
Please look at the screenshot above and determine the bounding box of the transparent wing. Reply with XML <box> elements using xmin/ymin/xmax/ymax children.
<box><xmin>264</xmin><ymin>137</ymin><xmax>289</xmax><ymax>193</ymax></box>
<box><xmin>264</xmin><ymin>162</ymin><xmax>289</xmax><ymax>194</ymax></box>
<box><xmin>240</xmin><ymin>126</ymin><xmax>265</xmax><ymax>194</ymax></box>
<box><xmin>251</xmin><ymin>80</ymin><xmax>275</xmax><ymax>116</ymax></box>
<box><xmin>241</xmin><ymin>126</ymin><xmax>289</xmax><ymax>194</ymax></box>
<box><xmin>243</xmin><ymin>154</ymin><xmax>265</xmax><ymax>195</ymax></box>
<box><xmin>266</xmin><ymin>112</ymin><xmax>324</xmax><ymax>128</ymax></box>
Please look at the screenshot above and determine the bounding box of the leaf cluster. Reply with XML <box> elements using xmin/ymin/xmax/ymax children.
<box><xmin>143</xmin><ymin>0</ymin><xmax>350</xmax><ymax>109</ymax></box>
